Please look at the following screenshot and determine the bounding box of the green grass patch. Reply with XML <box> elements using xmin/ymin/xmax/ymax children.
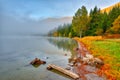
<box><xmin>92</xmin><ymin>39</ymin><xmax>120</xmax><ymax>58</ymax></box>
<box><xmin>91</xmin><ymin>39</ymin><xmax>120</xmax><ymax>70</ymax></box>
<box><xmin>74</xmin><ymin>37</ymin><xmax>120</xmax><ymax>79</ymax></box>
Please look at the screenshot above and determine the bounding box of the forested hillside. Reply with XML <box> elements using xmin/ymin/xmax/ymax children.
<box><xmin>48</xmin><ymin>2</ymin><xmax>120</xmax><ymax>37</ymax></box>
<box><xmin>101</xmin><ymin>2</ymin><xmax>120</xmax><ymax>13</ymax></box>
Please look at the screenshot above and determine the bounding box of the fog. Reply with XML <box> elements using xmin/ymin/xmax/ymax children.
<box><xmin>0</xmin><ymin>13</ymin><xmax>72</xmax><ymax>36</ymax></box>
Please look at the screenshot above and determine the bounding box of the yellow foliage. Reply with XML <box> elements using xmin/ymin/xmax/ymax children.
<box><xmin>73</xmin><ymin>36</ymin><xmax>120</xmax><ymax>80</ymax></box>
<box><xmin>53</xmin><ymin>32</ymin><xmax>58</xmax><ymax>37</ymax></box>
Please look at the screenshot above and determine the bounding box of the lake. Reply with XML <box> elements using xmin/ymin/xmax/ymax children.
<box><xmin>0</xmin><ymin>35</ymin><xmax>78</xmax><ymax>80</ymax></box>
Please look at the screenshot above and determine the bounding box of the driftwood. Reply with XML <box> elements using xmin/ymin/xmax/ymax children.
<box><xmin>47</xmin><ymin>64</ymin><xmax>79</xmax><ymax>79</ymax></box>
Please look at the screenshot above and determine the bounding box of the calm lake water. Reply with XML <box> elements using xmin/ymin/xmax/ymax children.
<box><xmin>0</xmin><ymin>35</ymin><xmax>78</xmax><ymax>80</ymax></box>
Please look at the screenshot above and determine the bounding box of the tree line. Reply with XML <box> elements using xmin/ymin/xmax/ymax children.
<box><xmin>48</xmin><ymin>5</ymin><xmax>120</xmax><ymax>38</ymax></box>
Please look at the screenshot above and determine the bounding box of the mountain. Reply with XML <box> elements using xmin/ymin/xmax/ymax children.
<box><xmin>101</xmin><ymin>2</ymin><xmax>120</xmax><ymax>13</ymax></box>
<box><xmin>0</xmin><ymin>13</ymin><xmax>72</xmax><ymax>35</ymax></box>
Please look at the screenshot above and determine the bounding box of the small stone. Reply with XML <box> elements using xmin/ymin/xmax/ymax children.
<box><xmin>65</xmin><ymin>67</ymin><xmax>71</xmax><ymax>70</ymax></box>
<box><xmin>68</xmin><ymin>63</ymin><xmax>74</xmax><ymax>67</ymax></box>
<box><xmin>64</xmin><ymin>53</ymin><xmax>67</xmax><ymax>56</ymax></box>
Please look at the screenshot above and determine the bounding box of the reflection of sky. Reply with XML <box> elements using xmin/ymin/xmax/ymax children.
<box><xmin>0</xmin><ymin>0</ymin><xmax>119</xmax><ymax>34</ymax></box>
<box><xmin>0</xmin><ymin>36</ymin><xmax>73</xmax><ymax>80</ymax></box>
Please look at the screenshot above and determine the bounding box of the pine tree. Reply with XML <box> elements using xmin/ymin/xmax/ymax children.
<box><xmin>87</xmin><ymin>6</ymin><xmax>101</xmax><ymax>36</ymax></box>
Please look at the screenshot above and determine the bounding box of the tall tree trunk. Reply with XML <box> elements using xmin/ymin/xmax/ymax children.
<box><xmin>80</xmin><ymin>30</ymin><xmax>82</xmax><ymax>38</ymax></box>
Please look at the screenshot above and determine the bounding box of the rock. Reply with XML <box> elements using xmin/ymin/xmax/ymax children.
<box><xmin>64</xmin><ymin>53</ymin><xmax>67</xmax><ymax>56</ymax></box>
<box><xmin>46</xmin><ymin>57</ymin><xmax>49</xmax><ymax>59</ymax></box>
<box><xmin>75</xmin><ymin>48</ymin><xmax>79</xmax><ymax>51</ymax></box>
<box><xmin>65</xmin><ymin>67</ymin><xmax>71</xmax><ymax>70</ymax></box>
<box><xmin>85</xmin><ymin>54</ymin><xmax>93</xmax><ymax>59</ymax></box>
<box><xmin>81</xmin><ymin>54</ymin><xmax>94</xmax><ymax>64</ymax></box>
<box><xmin>81</xmin><ymin>55</ymin><xmax>104</xmax><ymax>68</ymax></box>
<box><xmin>93</xmin><ymin>58</ymin><xmax>104</xmax><ymax>67</ymax></box>
<box><xmin>30</xmin><ymin>58</ymin><xmax>46</xmax><ymax>65</ymax></box>
<box><xmin>82</xmin><ymin>57</ymin><xmax>89</xmax><ymax>63</ymax></box>
<box><xmin>68</xmin><ymin>63</ymin><xmax>74</xmax><ymax>67</ymax></box>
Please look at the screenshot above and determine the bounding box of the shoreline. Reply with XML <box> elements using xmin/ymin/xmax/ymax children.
<box><xmin>67</xmin><ymin>37</ymin><xmax>106</xmax><ymax>80</ymax></box>
<box><xmin>73</xmin><ymin>36</ymin><xmax>120</xmax><ymax>80</ymax></box>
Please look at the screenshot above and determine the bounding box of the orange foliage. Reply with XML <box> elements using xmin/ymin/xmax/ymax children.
<box><xmin>73</xmin><ymin>36</ymin><xmax>120</xmax><ymax>80</ymax></box>
<box><xmin>98</xmin><ymin>56</ymin><xmax>106</xmax><ymax>61</ymax></box>
<box><xmin>103</xmin><ymin>34</ymin><xmax>120</xmax><ymax>39</ymax></box>
<box><xmin>96</xmin><ymin>64</ymin><xmax>110</xmax><ymax>77</ymax></box>
<box><xmin>98</xmin><ymin>64</ymin><xmax>120</xmax><ymax>80</ymax></box>
<box><xmin>74</xmin><ymin>36</ymin><xmax>103</xmax><ymax>41</ymax></box>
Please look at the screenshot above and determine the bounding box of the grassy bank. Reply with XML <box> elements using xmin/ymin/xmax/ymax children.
<box><xmin>74</xmin><ymin>36</ymin><xmax>120</xmax><ymax>80</ymax></box>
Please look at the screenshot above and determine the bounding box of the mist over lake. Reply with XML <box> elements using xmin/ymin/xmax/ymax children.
<box><xmin>0</xmin><ymin>35</ymin><xmax>78</xmax><ymax>80</ymax></box>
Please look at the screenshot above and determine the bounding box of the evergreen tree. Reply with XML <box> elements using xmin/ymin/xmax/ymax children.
<box><xmin>87</xmin><ymin>6</ymin><xmax>101</xmax><ymax>36</ymax></box>
<box><xmin>107</xmin><ymin>6</ymin><xmax>120</xmax><ymax>31</ymax></box>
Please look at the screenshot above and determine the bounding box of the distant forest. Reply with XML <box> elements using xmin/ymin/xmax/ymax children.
<box><xmin>48</xmin><ymin>5</ymin><xmax>120</xmax><ymax>37</ymax></box>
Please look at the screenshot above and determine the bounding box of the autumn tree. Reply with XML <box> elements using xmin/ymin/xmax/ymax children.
<box><xmin>107</xmin><ymin>6</ymin><xmax>120</xmax><ymax>28</ymax></box>
<box><xmin>108</xmin><ymin>15</ymin><xmax>120</xmax><ymax>33</ymax></box>
<box><xmin>72</xmin><ymin>6</ymin><xmax>89</xmax><ymax>38</ymax></box>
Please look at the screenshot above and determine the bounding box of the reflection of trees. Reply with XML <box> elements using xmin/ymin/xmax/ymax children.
<box><xmin>47</xmin><ymin>37</ymin><xmax>78</xmax><ymax>58</ymax></box>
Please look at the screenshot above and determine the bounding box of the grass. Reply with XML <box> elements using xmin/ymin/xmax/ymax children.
<box><xmin>92</xmin><ymin>40</ymin><xmax>120</xmax><ymax>58</ymax></box>
<box><xmin>74</xmin><ymin>36</ymin><xmax>120</xmax><ymax>80</ymax></box>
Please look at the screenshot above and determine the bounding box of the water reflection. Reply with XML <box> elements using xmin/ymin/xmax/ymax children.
<box><xmin>0</xmin><ymin>36</ymin><xmax>79</xmax><ymax>80</ymax></box>
<box><xmin>47</xmin><ymin>37</ymin><xmax>78</xmax><ymax>60</ymax></box>
<box><xmin>49</xmin><ymin>69</ymin><xmax>73</xmax><ymax>79</ymax></box>
<box><xmin>32</xmin><ymin>64</ymin><xmax>41</xmax><ymax>68</ymax></box>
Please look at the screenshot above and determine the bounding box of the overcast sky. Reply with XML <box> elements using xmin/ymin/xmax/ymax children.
<box><xmin>0</xmin><ymin>0</ymin><xmax>119</xmax><ymax>35</ymax></box>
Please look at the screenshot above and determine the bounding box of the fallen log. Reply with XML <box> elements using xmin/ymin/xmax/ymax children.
<box><xmin>47</xmin><ymin>64</ymin><xmax>79</xmax><ymax>79</ymax></box>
